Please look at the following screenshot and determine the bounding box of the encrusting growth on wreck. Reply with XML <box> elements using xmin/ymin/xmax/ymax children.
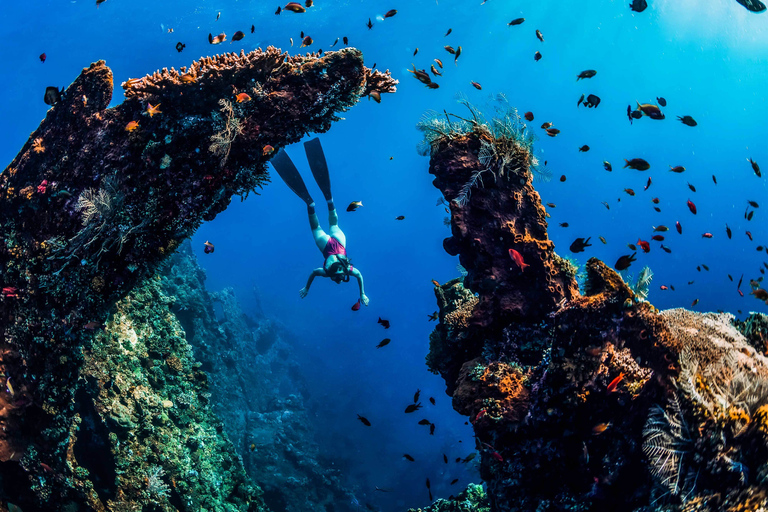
<box><xmin>0</xmin><ymin>46</ymin><xmax>396</xmax><ymax>510</ymax></box>
<box><xmin>418</xmin><ymin>96</ymin><xmax>768</xmax><ymax>512</ymax></box>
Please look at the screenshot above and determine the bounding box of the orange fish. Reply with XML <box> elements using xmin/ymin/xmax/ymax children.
<box><xmin>301</xmin><ymin>35</ymin><xmax>313</xmax><ymax>47</ymax></box>
<box><xmin>606</xmin><ymin>372</ymin><xmax>624</xmax><ymax>393</ymax></box>
<box><xmin>125</xmin><ymin>120</ymin><xmax>139</xmax><ymax>132</ymax></box>
<box><xmin>180</xmin><ymin>74</ymin><xmax>196</xmax><ymax>83</ymax></box>
<box><xmin>508</xmin><ymin>248</ymin><xmax>529</xmax><ymax>271</ymax></box>
<box><xmin>209</xmin><ymin>32</ymin><xmax>226</xmax><ymax>44</ymax></box>
<box><xmin>471</xmin><ymin>81</ymin><xmax>482</xmax><ymax>90</ymax></box>
<box><xmin>431</xmin><ymin>280</ymin><xmax>440</xmax><ymax>287</ymax></box>
<box><xmin>284</xmin><ymin>2</ymin><xmax>306</xmax><ymax>12</ymax></box>
<box><xmin>235</xmin><ymin>93</ymin><xmax>251</xmax><ymax>103</ymax></box>
<box><xmin>262</xmin><ymin>145</ymin><xmax>275</xmax><ymax>156</ymax></box>
<box><xmin>592</xmin><ymin>422</ymin><xmax>611</xmax><ymax>435</ymax></box>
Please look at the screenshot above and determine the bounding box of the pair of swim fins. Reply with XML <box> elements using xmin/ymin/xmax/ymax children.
<box><xmin>271</xmin><ymin>138</ymin><xmax>332</xmax><ymax>203</ymax></box>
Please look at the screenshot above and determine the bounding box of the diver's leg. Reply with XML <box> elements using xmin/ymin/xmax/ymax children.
<box><xmin>304</xmin><ymin>138</ymin><xmax>333</xmax><ymax>202</ymax></box>
<box><xmin>271</xmin><ymin>148</ymin><xmax>314</xmax><ymax>205</ymax></box>
<box><xmin>307</xmin><ymin>203</ymin><xmax>330</xmax><ymax>252</ymax></box>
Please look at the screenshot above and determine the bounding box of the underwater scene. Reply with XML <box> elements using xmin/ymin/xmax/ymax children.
<box><xmin>1</xmin><ymin>0</ymin><xmax>768</xmax><ymax>511</ymax></box>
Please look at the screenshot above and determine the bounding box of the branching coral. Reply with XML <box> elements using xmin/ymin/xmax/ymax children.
<box><xmin>209</xmin><ymin>98</ymin><xmax>243</xmax><ymax>166</ymax></box>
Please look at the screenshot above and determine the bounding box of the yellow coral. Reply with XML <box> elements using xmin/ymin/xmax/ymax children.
<box><xmin>444</xmin><ymin>294</ymin><xmax>479</xmax><ymax>329</ymax></box>
<box><xmin>32</xmin><ymin>138</ymin><xmax>45</xmax><ymax>153</ymax></box>
<box><xmin>166</xmin><ymin>356</ymin><xmax>183</xmax><ymax>373</ymax></box>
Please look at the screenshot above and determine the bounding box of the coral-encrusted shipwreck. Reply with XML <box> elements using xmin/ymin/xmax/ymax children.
<box><xmin>0</xmin><ymin>47</ymin><xmax>395</xmax><ymax>510</ymax></box>
<box><xmin>419</xmin><ymin>97</ymin><xmax>768</xmax><ymax>512</ymax></box>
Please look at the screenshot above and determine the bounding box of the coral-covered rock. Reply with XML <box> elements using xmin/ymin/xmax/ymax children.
<box><xmin>417</xmin><ymin>98</ymin><xmax>768</xmax><ymax>512</ymax></box>
<box><xmin>0</xmin><ymin>48</ymin><xmax>393</xmax><ymax>509</ymax></box>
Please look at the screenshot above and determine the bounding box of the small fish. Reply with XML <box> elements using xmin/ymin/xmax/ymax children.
<box><xmin>624</xmin><ymin>158</ymin><xmax>650</xmax><ymax>171</ymax></box>
<box><xmin>524</xmin><ymin>112</ymin><xmax>534</xmax><ymax>121</ymax></box>
<box><xmin>330</xmin><ymin>38</ymin><xmax>339</xmax><ymax>47</ymax></box>
<box><xmin>366</xmin><ymin>18</ymin><xmax>373</xmax><ymax>29</ymax></box>
<box><xmin>508</xmin><ymin>18</ymin><xmax>525</xmax><ymax>26</ymax></box>
<box><xmin>378</xmin><ymin>317</ymin><xmax>390</xmax><ymax>329</ymax></box>
<box><xmin>250</xmin><ymin>443</ymin><xmax>256</xmax><ymax>451</ymax></box>
<box><xmin>471</xmin><ymin>81</ymin><xmax>482</xmax><ymax>90</ymax></box>
<box><xmin>376</xmin><ymin>338</ymin><xmax>391</xmax><ymax>348</ymax></box>
<box><xmin>462</xmin><ymin>453</ymin><xmax>476</xmax><ymax>463</ymax></box>
<box><xmin>175</xmin><ymin>41</ymin><xmax>186</xmax><ymax>53</ymax></box>
<box><xmin>413</xmin><ymin>47</ymin><xmax>419</xmax><ymax>55</ymax></box>
<box><xmin>748</xmin><ymin>200</ymin><xmax>759</xmax><ymax>208</ymax></box>
<box><xmin>635</xmin><ymin>102</ymin><xmax>664</xmax><ymax>119</ymax></box>
<box><xmin>615</xmin><ymin>253</ymin><xmax>637</xmax><ymax>271</ymax></box>
<box><xmin>262</xmin><ymin>145</ymin><xmax>275</xmax><ymax>156</ymax></box>
<box><xmin>570</xmin><ymin>237</ymin><xmax>592</xmax><ymax>253</ymax></box>
<box><xmin>546</xmin><ymin>202</ymin><xmax>556</xmax><ymax>208</ymax></box>
<box><xmin>624</xmin><ymin>188</ymin><xmax>636</xmax><ymax>196</ymax></box>
<box><xmin>546</xmin><ymin>128</ymin><xmax>560</xmax><ymax>137</ymax></box>
<box><xmin>692</xmin><ymin>298</ymin><xmax>699</xmax><ymax>306</ymax></box>
<box><xmin>209</xmin><ymin>32</ymin><xmax>226</xmax><ymax>44</ymax></box>
<box><xmin>702</xmin><ymin>233</ymin><xmax>713</xmax><ymax>238</ymax></box>
<box><xmin>747</xmin><ymin>231</ymin><xmax>753</xmax><ymax>241</ymax></box>
<box><xmin>415</xmin><ymin>390</ymin><xmax>421</xmax><ymax>402</ymax></box>
<box><xmin>40</xmin><ymin>53</ymin><xmax>46</xmax><ymax>63</ymax></box>
<box><xmin>559</xmin><ymin>222</ymin><xmax>570</xmax><ymax>228</ymax></box>
<box><xmin>418</xmin><ymin>419</ymin><xmax>431</xmax><ymax>426</ymax></box>
<box><xmin>677</xmin><ymin>115</ymin><xmax>697</xmax><ymax>126</ymax></box>
<box><xmin>232</xmin><ymin>30</ymin><xmax>245</xmax><ymax>41</ymax></box>
<box><xmin>601</xmin><ymin>201</ymin><xmax>610</xmax><ymax>209</ymax></box>
<box><xmin>305</xmin><ymin>0</ymin><xmax>313</xmax><ymax>6</ymax></box>
<box><xmin>204</xmin><ymin>241</ymin><xmax>215</xmax><ymax>254</ymax></box>
<box><xmin>627</xmin><ymin>244</ymin><xmax>637</xmax><ymax>250</ymax></box>
<box><xmin>541</xmin><ymin>122</ymin><xmax>553</xmax><ymax>129</ymax></box>
<box><xmin>579</xmin><ymin>145</ymin><xmax>590</xmax><ymax>152</ymax></box>
<box><xmin>450</xmin><ymin>479</ymin><xmax>459</xmax><ymax>485</ymax></box>
<box><xmin>654</xmin><ymin>225</ymin><xmax>669</xmax><ymax>232</ymax></box>
<box><xmin>369</xmin><ymin>91</ymin><xmax>382</xmax><ymax>103</ymax></box>
<box><xmin>352</xmin><ymin>299</ymin><xmax>361</xmax><ymax>311</ymax></box>
<box><xmin>444</xmin><ymin>28</ymin><xmax>452</xmax><ymax>36</ymax></box>
<box><xmin>357</xmin><ymin>414</ymin><xmax>371</xmax><ymax>426</ymax></box>
<box><xmin>216</xmin><ymin>11</ymin><xmax>221</xmax><ymax>20</ymax></box>
<box><xmin>606</xmin><ymin>373</ymin><xmax>624</xmax><ymax>393</ymax></box>
<box><xmin>235</xmin><ymin>93</ymin><xmax>251</xmax><ymax>103</ymax></box>
<box><xmin>585</xmin><ymin>94</ymin><xmax>601</xmax><ymax>108</ymax></box>
<box><xmin>384</xmin><ymin>9</ymin><xmax>397</xmax><ymax>18</ymax></box>
<box><xmin>687</xmin><ymin>199</ymin><xmax>697</xmax><ymax>215</ymax></box>
<box><xmin>395</xmin><ymin>215</ymin><xmax>405</xmax><ymax>220</ymax></box>
<box><xmin>536</xmin><ymin>29</ymin><xmax>544</xmax><ymax>42</ymax></box>
<box><xmin>83</xmin><ymin>321</ymin><xmax>105</xmax><ymax>330</ymax></box>
<box><xmin>653</xmin><ymin>207</ymin><xmax>661</xmax><ymax>212</ymax></box>
<box><xmin>748</xmin><ymin>158</ymin><xmax>761</xmax><ymax>177</ymax></box>
<box><xmin>44</xmin><ymin>86</ymin><xmax>61</xmax><ymax>106</ymax></box>
<box><xmin>284</xmin><ymin>2</ymin><xmax>306</xmax><ymax>13</ymax></box>
<box><xmin>687</xmin><ymin>183</ymin><xmax>696</xmax><ymax>192</ymax></box>
<box><xmin>403</xmin><ymin>454</ymin><xmax>415</xmax><ymax>461</ymax></box>
<box><xmin>508</xmin><ymin>248</ymin><xmax>529</xmax><ymax>271</ymax></box>
<box><xmin>180</xmin><ymin>74</ymin><xmax>196</xmax><ymax>83</ymax></box>
<box><xmin>125</xmin><ymin>120</ymin><xmax>139</xmax><ymax>132</ymax></box>
<box><xmin>405</xmin><ymin>403</ymin><xmax>422</xmax><ymax>413</ymax></box>
<box><xmin>644</xmin><ymin>178</ymin><xmax>652</xmax><ymax>190</ymax></box>
<box><xmin>347</xmin><ymin>201</ymin><xmax>363</xmax><ymax>211</ymax></box>
<box><xmin>713</xmin><ymin>174</ymin><xmax>718</xmax><ymax>184</ymax></box>
<box><xmin>603</xmin><ymin>161</ymin><xmax>612</xmax><ymax>172</ymax></box>
<box><xmin>629</xmin><ymin>0</ymin><xmax>648</xmax><ymax>11</ymax></box>
<box><xmin>431</xmin><ymin>279</ymin><xmax>440</xmax><ymax>287</ymax></box>
<box><xmin>577</xmin><ymin>69</ymin><xmax>597</xmax><ymax>81</ymax></box>
<box><xmin>560</xmin><ymin>175</ymin><xmax>566</xmax><ymax>182</ymax></box>
<box><xmin>652</xmin><ymin>235</ymin><xmax>665</xmax><ymax>241</ymax></box>
<box><xmin>675</xmin><ymin>222</ymin><xmax>682</xmax><ymax>234</ymax></box>
<box><xmin>599</xmin><ymin>236</ymin><xmax>607</xmax><ymax>244</ymax></box>
<box><xmin>748</xmin><ymin>211</ymin><xmax>755</xmax><ymax>221</ymax></box>
<box><xmin>660</xmin><ymin>285</ymin><xmax>669</xmax><ymax>290</ymax></box>
<box><xmin>301</xmin><ymin>35</ymin><xmax>313</xmax><ymax>47</ymax></box>
<box><xmin>251</xmin><ymin>25</ymin><xmax>255</xmax><ymax>33</ymax></box>
<box><xmin>592</xmin><ymin>422</ymin><xmax>611</xmax><ymax>435</ymax></box>
<box><xmin>726</xmin><ymin>224</ymin><xmax>732</xmax><ymax>239</ymax></box>
<box><xmin>428</xmin><ymin>312</ymin><xmax>438</xmax><ymax>321</ymax></box>
<box><xmin>454</xmin><ymin>46</ymin><xmax>462</xmax><ymax>64</ymax></box>
<box><xmin>577</xmin><ymin>93</ymin><xmax>585</xmax><ymax>107</ymax></box>
<box><xmin>275</xmin><ymin>5</ymin><xmax>282</xmax><ymax>14</ymax></box>
<box><xmin>534</xmin><ymin>51</ymin><xmax>542</xmax><ymax>61</ymax></box>
<box><xmin>702</xmin><ymin>264</ymin><xmax>710</xmax><ymax>271</ymax></box>
<box><xmin>669</xmin><ymin>165</ymin><xmax>686</xmax><ymax>173</ymax></box>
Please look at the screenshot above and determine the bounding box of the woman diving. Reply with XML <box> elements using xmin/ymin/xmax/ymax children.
<box><xmin>271</xmin><ymin>138</ymin><xmax>369</xmax><ymax>306</ymax></box>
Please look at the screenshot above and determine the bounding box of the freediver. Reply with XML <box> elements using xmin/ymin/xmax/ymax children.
<box><xmin>271</xmin><ymin>138</ymin><xmax>369</xmax><ymax>306</ymax></box>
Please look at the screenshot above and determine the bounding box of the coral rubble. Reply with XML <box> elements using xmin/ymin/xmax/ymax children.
<box><xmin>418</xmin><ymin>97</ymin><xmax>768</xmax><ymax>511</ymax></box>
<box><xmin>0</xmin><ymin>47</ymin><xmax>394</xmax><ymax>509</ymax></box>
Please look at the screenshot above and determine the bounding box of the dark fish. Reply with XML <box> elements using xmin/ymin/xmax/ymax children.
<box><xmin>330</xmin><ymin>38</ymin><xmax>339</xmax><ymax>47</ymax></box>
<box><xmin>604</xmin><ymin>161</ymin><xmax>612</xmax><ymax>171</ymax></box>
<box><xmin>576</xmin><ymin>69</ymin><xmax>597</xmax><ymax>81</ymax></box>
<box><xmin>39</xmin><ymin>53</ymin><xmax>46</xmax><ymax>63</ymax></box>
<box><xmin>471</xmin><ymin>81</ymin><xmax>482</xmax><ymax>90</ymax></box>
<box><xmin>629</xmin><ymin>0</ymin><xmax>648</xmax><ymax>12</ymax></box>
<box><xmin>660</xmin><ymin>244</ymin><xmax>671</xmax><ymax>253</ymax></box>
<box><xmin>536</xmin><ymin>29</ymin><xmax>544</xmax><ymax>42</ymax></box>
<box><xmin>44</xmin><ymin>86</ymin><xmax>61</xmax><ymax>106</ymax></box>
<box><xmin>450</xmin><ymin>479</ymin><xmax>459</xmax><ymax>485</ymax></box>
<box><xmin>560</xmin><ymin>175</ymin><xmax>566</xmax><ymax>182</ymax></box>
<box><xmin>305</xmin><ymin>0</ymin><xmax>313</xmax><ymax>6</ymax></box>
<box><xmin>376</xmin><ymin>338</ymin><xmax>391</xmax><ymax>348</ymax></box>
<box><xmin>366</xmin><ymin>18</ymin><xmax>373</xmax><ymax>29</ymax></box>
<box><xmin>405</xmin><ymin>403</ymin><xmax>422</xmax><ymax>413</ymax></box>
<box><xmin>251</xmin><ymin>24</ymin><xmax>255</xmax><ymax>33</ymax></box>
<box><xmin>429</xmin><ymin>397</ymin><xmax>435</xmax><ymax>405</ymax></box>
<box><xmin>579</xmin><ymin>145</ymin><xmax>590</xmax><ymax>152</ymax></box>
<box><xmin>645</xmin><ymin>178</ymin><xmax>652</xmax><ymax>190</ymax></box>
<box><xmin>625</xmin><ymin>188</ymin><xmax>636</xmax><ymax>196</ymax></box>
<box><xmin>429</xmin><ymin>423</ymin><xmax>435</xmax><ymax>435</ymax></box>
<box><xmin>631</xmin><ymin>110</ymin><xmax>643</xmax><ymax>119</ymax></box>
<box><xmin>624</xmin><ymin>158</ymin><xmax>650</xmax><ymax>170</ymax></box>
<box><xmin>677</xmin><ymin>115</ymin><xmax>697</xmax><ymax>126</ymax></box>
<box><xmin>426</xmin><ymin>478</ymin><xmax>431</xmax><ymax>489</ymax></box>
<box><xmin>524</xmin><ymin>111</ymin><xmax>534</xmax><ymax>121</ymax></box>
<box><xmin>577</xmin><ymin>93</ymin><xmax>585</xmax><ymax>107</ymax></box>
<box><xmin>735</xmin><ymin>0</ymin><xmax>767</xmax><ymax>12</ymax></box>
<box><xmin>384</xmin><ymin>9</ymin><xmax>397</xmax><ymax>18</ymax></box>
<box><xmin>508</xmin><ymin>17</ymin><xmax>525</xmax><ymax>25</ymax></box>
<box><xmin>748</xmin><ymin>158</ymin><xmax>761</xmax><ymax>177</ymax></box>
<box><xmin>444</xmin><ymin>28</ymin><xmax>452</xmax><ymax>36</ymax></box>
<box><xmin>403</xmin><ymin>454</ymin><xmax>415</xmax><ymax>461</ymax></box>
<box><xmin>454</xmin><ymin>46</ymin><xmax>462</xmax><ymax>64</ymax></box>
<box><xmin>176</xmin><ymin>41</ymin><xmax>186</xmax><ymax>52</ymax></box>
<box><xmin>444</xmin><ymin>45</ymin><xmax>455</xmax><ymax>54</ymax></box>
<box><xmin>748</xmin><ymin>210</ymin><xmax>755</xmax><ymax>221</ymax></box>
<box><xmin>653</xmin><ymin>206</ymin><xmax>661</xmax><ymax>212</ymax></box>
<box><xmin>343</xmin><ymin>36</ymin><xmax>349</xmax><ymax>45</ymax></box>
<box><xmin>570</xmin><ymin>237</ymin><xmax>592</xmax><ymax>253</ymax></box>
<box><xmin>687</xmin><ymin>183</ymin><xmax>696</xmax><ymax>192</ymax></box>
<box><xmin>669</xmin><ymin>165</ymin><xmax>685</xmax><ymax>173</ymax></box>
<box><xmin>204</xmin><ymin>241</ymin><xmax>215</xmax><ymax>254</ymax></box>
<box><xmin>713</xmin><ymin>174</ymin><xmax>718</xmax><ymax>184</ymax></box>
<box><xmin>726</xmin><ymin>224</ymin><xmax>732</xmax><ymax>239</ymax></box>
<box><xmin>687</xmin><ymin>199</ymin><xmax>697</xmax><ymax>214</ymax></box>
<box><xmin>418</xmin><ymin>419</ymin><xmax>431</xmax><ymax>425</ymax></box>
<box><xmin>431</xmin><ymin>65</ymin><xmax>442</xmax><ymax>76</ymax></box>
<box><xmin>275</xmin><ymin>6</ymin><xmax>282</xmax><ymax>14</ymax></box>
<box><xmin>656</xmin><ymin>96</ymin><xmax>667</xmax><ymax>106</ymax></box>
<box><xmin>534</xmin><ymin>51</ymin><xmax>542</xmax><ymax>61</ymax></box>
<box><xmin>414</xmin><ymin>389</ymin><xmax>421</xmax><ymax>402</ymax></box>
<box><xmin>748</xmin><ymin>201</ymin><xmax>759</xmax><ymax>208</ymax></box>
<box><xmin>443</xmin><ymin>454</ymin><xmax>448</xmax><ymax>463</ymax></box>
<box><xmin>413</xmin><ymin>48</ymin><xmax>419</xmax><ymax>55</ymax></box>
<box><xmin>357</xmin><ymin>414</ymin><xmax>371</xmax><ymax>426</ymax></box>
<box><xmin>427</xmin><ymin>311</ymin><xmax>438</xmax><ymax>321</ymax></box>
<box><xmin>396</xmin><ymin>215</ymin><xmax>405</xmax><ymax>220</ymax></box>
<box><xmin>378</xmin><ymin>317</ymin><xmax>390</xmax><ymax>329</ymax></box>
<box><xmin>232</xmin><ymin>30</ymin><xmax>245</xmax><ymax>41</ymax></box>
<box><xmin>585</xmin><ymin>94</ymin><xmax>601</xmax><ymax>108</ymax></box>
<box><xmin>615</xmin><ymin>252</ymin><xmax>637</xmax><ymax>271</ymax></box>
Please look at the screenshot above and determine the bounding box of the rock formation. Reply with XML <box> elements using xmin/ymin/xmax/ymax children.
<box><xmin>0</xmin><ymin>47</ymin><xmax>395</xmax><ymax>510</ymax></box>
<box><xmin>418</xmin><ymin>97</ymin><xmax>768</xmax><ymax>511</ymax></box>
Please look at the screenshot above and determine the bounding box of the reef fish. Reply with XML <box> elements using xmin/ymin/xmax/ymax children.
<box><xmin>284</xmin><ymin>2</ymin><xmax>306</xmax><ymax>13</ymax></box>
<box><xmin>629</xmin><ymin>0</ymin><xmax>648</xmax><ymax>11</ymax></box>
<box><xmin>347</xmin><ymin>201</ymin><xmax>363</xmax><ymax>211</ymax></box>
<box><xmin>508</xmin><ymin>17</ymin><xmax>525</xmax><ymax>25</ymax></box>
<box><xmin>376</xmin><ymin>338</ymin><xmax>390</xmax><ymax>348</ymax></box>
<box><xmin>570</xmin><ymin>237</ymin><xmax>592</xmax><ymax>253</ymax></box>
<box><xmin>378</xmin><ymin>317</ymin><xmax>390</xmax><ymax>329</ymax></box>
<box><xmin>44</xmin><ymin>86</ymin><xmax>61</xmax><ymax>106</ymax></box>
<box><xmin>614</xmin><ymin>253</ymin><xmax>637</xmax><ymax>271</ymax></box>
<box><xmin>508</xmin><ymin>248</ymin><xmax>529</xmax><ymax>271</ymax></box>
<box><xmin>677</xmin><ymin>115</ymin><xmax>697</xmax><ymax>126</ymax></box>
<box><xmin>352</xmin><ymin>299</ymin><xmax>361</xmax><ymax>311</ymax></box>
<box><xmin>576</xmin><ymin>69</ymin><xmax>597</xmax><ymax>81</ymax></box>
<box><xmin>624</xmin><ymin>158</ymin><xmax>650</xmax><ymax>171</ymax></box>
<box><xmin>736</xmin><ymin>0</ymin><xmax>767</xmax><ymax>12</ymax></box>
<box><xmin>357</xmin><ymin>414</ymin><xmax>371</xmax><ymax>426</ymax></box>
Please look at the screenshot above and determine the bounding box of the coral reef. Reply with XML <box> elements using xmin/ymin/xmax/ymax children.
<box><xmin>160</xmin><ymin>242</ymin><xmax>355</xmax><ymax>512</ymax></box>
<box><xmin>418</xmin><ymin>98</ymin><xmax>768</xmax><ymax>512</ymax></box>
<box><xmin>0</xmin><ymin>47</ymin><xmax>394</xmax><ymax>509</ymax></box>
<box><xmin>406</xmin><ymin>483</ymin><xmax>490</xmax><ymax>512</ymax></box>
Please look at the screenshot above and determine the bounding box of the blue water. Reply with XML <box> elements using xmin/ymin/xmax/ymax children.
<box><xmin>2</xmin><ymin>0</ymin><xmax>767</xmax><ymax>509</ymax></box>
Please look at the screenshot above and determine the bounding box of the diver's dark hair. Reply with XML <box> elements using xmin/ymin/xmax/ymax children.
<box><xmin>325</xmin><ymin>255</ymin><xmax>352</xmax><ymax>281</ymax></box>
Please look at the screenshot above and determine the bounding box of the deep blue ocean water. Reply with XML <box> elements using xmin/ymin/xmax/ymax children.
<box><xmin>1</xmin><ymin>0</ymin><xmax>767</xmax><ymax>510</ymax></box>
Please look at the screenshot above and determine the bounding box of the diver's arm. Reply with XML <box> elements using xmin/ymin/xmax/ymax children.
<box><xmin>350</xmin><ymin>268</ymin><xmax>369</xmax><ymax>305</ymax></box>
<box><xmin>300</xmin><ymin>268</ymin><xmax>326</xmax><ymax>298</ymax></box>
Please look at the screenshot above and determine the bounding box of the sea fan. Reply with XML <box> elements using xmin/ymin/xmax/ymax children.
<box><xmin>632</xmin><ymin>266</ymin><xmax>653</xmax><ymax>301</ymax></box>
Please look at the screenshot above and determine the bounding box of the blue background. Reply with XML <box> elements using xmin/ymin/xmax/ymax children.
<box><xmin>1</xmin><ymin>0</ymin><xmax>767</xmax><ymax>509</ymax></box>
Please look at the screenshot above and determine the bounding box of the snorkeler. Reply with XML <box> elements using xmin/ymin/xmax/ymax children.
<box><xmin>271</xmin><ymin>138</ymin><xmax>369</xmax><ymax>306</ymax></box>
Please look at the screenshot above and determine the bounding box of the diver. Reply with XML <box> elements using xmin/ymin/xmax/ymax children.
<box><xmin>271</xmin><ymin>138</ymin><xmax>369</xmax><ymax>306</ymax></box>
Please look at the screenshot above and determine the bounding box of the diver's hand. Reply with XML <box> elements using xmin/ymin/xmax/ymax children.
<box><xmin>361</xmin><ymin>294</ymin><xmax>370</xmax><ymax>306</ymax></box>
<box><xmin>299</xmin><ymin>287</ymin><xmax>309</xmax><ymax>298</ymax></box>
